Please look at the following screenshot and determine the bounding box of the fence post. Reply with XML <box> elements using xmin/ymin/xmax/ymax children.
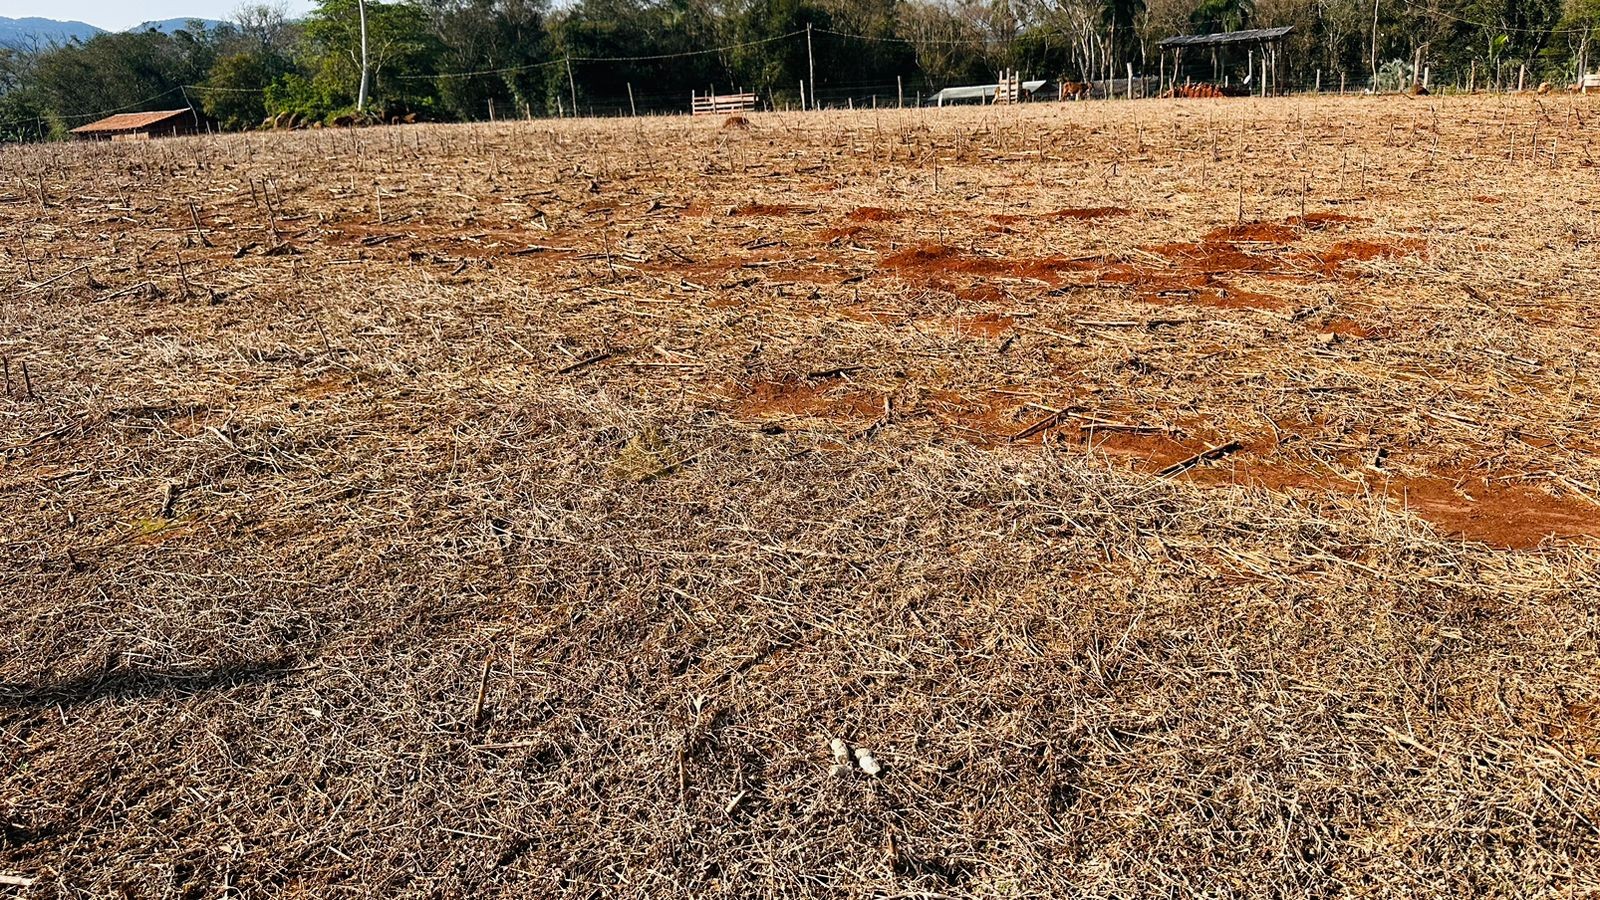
<box><xmin>898</xmin><ymin>76</ymin><xmax>904</xmax><ymax>108</ymax></box>
<box><xmin>1127</xmin><ymin>63</ymin><xmax>1134</xmax><ymax>99</ymax></box>
<box><xmin>1316</xmin><ymin>69</ymin><xmax>1322</xmax><ymax>93</ymax></box>
<box><xmin>627</xmin><ymin>83</ymin><xmax>636</xmax><ymax>116</ymax></box>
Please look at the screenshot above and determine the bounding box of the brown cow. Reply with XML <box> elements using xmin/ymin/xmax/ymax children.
<box><xmin>1059</xmin><ymin>80</ymin><xmax>1090</xmax><ymax>101</ymax></box>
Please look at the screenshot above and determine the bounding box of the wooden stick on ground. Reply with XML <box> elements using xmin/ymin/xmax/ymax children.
<box><xmin>1158</xmin><ymin>440</ymin><xmax>1243</xmax><ymax>478</ymax></box>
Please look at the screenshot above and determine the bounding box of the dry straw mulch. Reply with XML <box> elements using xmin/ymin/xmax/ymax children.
<box><xmin>3</xmin><ymin>95</ymin><xmax>1600</xmax><ymax>897</ymax></box>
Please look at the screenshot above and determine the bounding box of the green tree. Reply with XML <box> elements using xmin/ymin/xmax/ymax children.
<box><xmin>1189</xmin><ymin>0</ymin><xmax>1254</xmax><ymax>33</ymax></box>
<box><xmin>298</xmin><ymin>0</ymin><xmax>443</xmax><ymax>119</ymax></box>
<box><xmin>31</xmin><ymin>27</ymin><xmax>223</xmax><ymax>126</ymax></box>
<box><xmin>422</xmin><ymin>0</ymin><xmax>553</xmax><ymax>119</ymax></box>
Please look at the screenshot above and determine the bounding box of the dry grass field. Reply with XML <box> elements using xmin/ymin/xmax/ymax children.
<box><xmin>4</xmin><ymin>94</ymin><xmax>1600</xmax><ymax>897</ymax></box>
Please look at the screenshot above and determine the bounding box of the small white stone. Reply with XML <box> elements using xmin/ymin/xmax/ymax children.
<box><xmin>856</xmin><ymin>751</ymin><xmax>881</xmax><ymax>776</ymax></box>
<box><xmin>829</xmin><ymin>763</ymin><xmax>851</xmax><ymax>777</ymax></box>
<box><xmin>829</xmin><ymin>737</ymin><xmax>849</xmax><ymax>760</ymax></box>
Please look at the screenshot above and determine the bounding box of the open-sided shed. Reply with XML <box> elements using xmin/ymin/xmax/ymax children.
<box><xmin>70</xmin><ymin>108</ymin><xmax>196</xmax><ymax>141</ymax></box>
<box><xmin>1157</xmin><ymin>26</ymin><xmax>1294</xmax><ymax>96</ymax></box>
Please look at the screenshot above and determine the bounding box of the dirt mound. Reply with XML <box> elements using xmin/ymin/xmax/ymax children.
<box><xmin>882</xmin><ymin>245</ymin><xmax>1093</xmax><ymax>282</ymax></box>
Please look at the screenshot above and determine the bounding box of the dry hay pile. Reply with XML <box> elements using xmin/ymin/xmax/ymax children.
<box><xmin>3</xmin><ymin>96</ymin><xmax>1600</xmax><ymax>897</ymax></box>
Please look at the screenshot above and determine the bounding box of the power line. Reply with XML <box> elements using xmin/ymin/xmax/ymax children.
<box><xmin>574</xmin><ymin>30</ymin><xmax>806</xmax><ymax>62</ymax></box>
<box><xmin>398</xmin><ymin>29</ymin><xmax>807</xmax><ymax>81</ymax></box>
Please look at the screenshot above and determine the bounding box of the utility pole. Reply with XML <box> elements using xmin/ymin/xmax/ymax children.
<box><xmin>566</xmin><ymin>57</ymin><xmax>578</xmax><ymax>118</ymax></box>
<box><xmin>356</xmin><ymin>0</ymin><xmax>370</xmax><ymax>110</ymax></box>
<box><xmin>1370</xmin><ymin>0</ymin><xmax>1380</xmax><ymax>92</ymax></box>
<box><xmin>806</xmin><ymin>24</ymin><xmax>816</xmax><ymax>111</ymax></box>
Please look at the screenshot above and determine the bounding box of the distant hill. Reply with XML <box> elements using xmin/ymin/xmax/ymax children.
<box><xmin>128</xmin><ymin>18</ymin><xmax>228</xmax><ymax>35</ymax></box>
<box><xmin>0</xmin><ymin>16</ymin><xmax>103</xmax><ymax>48</ymax></box>
<box><xmin>0</xmin><ymin>16</ymin><xmax>229</xmax><ymax>49</ymax></box>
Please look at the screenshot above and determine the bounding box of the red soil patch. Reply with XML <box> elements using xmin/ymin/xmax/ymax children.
<box><xmin>1165</xmin><ymin>444</ymin><xmax>1599</xmax><ymax>550</ymax></box>
<box><xmin>733</xmin><ymin>378</ymin><xmax>879</xmax><ymax>420</ymax></box>
<box><xmin>952</xmin><ymin>313</ymin><xmax>1014</xmax><ymax>338</ymax></box>
<box><xmin>1196</xmin><ymin>285</ymin><xmax>1289</xmax><ymax>311</ymax></box>
<box><xmin>1472</xmin><ymin>195</ymin><xmax>1503</xmax><ymax>204</ymax></box>
<box><xmin>1321</xmin><ymin>238</ymin><xmax>1426</xmax><ymax>264</ymax></box>
<box><xmin>1141</xmin><ymin>241</ymin><xmax>1300</xmax><ymax>277</ymax></box>
<box><xmin>917</xmin><ymin>390</ymin><xmax>1025</xmax><ymax>445</ymax></box>
<box><xmin>733</xmin><ymin>203</ymin><xmax>810</xmax><ymax>216</ymax></box>
<box><xmin>848</xmin><ymin>207</ymin><xmax>901</xmax><ymax>222</ymax></box>
<box><xmin>882</xmin><ymin>244</ymin><xmax>1094</xmax><ymax>283</ymax></box>
<box><xmin>719</xmin><ymin>383</ymin><xmax>1598</xmax><ymax>548</ymax></box>
<box><xmin>952</xmin><ymin>282</ymin><xmax>1007</xmax><ymax>303</ymax></box>
<box><xmin>1080</xmin><ymin>429</ymin><xmax>1198</xmax><ymax>469</ymax></box>
<box><xmin>818</xmin><ymin>224</ymin><xmax>867</xmax><ymax>243</ymax></box>
<box><xmin>1392</xmin><ymin>475</ymin><xmax>1600</xmax><ymax>549</ymax></box>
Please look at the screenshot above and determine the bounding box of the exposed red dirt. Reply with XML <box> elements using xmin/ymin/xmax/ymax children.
<box><xmin>951</xmin><ymin>313</ymin><xmax>1014</xmax><ymax>338</ymax></box>
<box><xmin>881</xmin><ymin>244</ymin><xmax>1093</xmax><ymax>282</ymax></box>
<box><xmin>1390</xmin><ymin>475</ymin><xmax>1600</xmax><ymax>549</ymax></box>
<box><xmin>1320</xmin><ymin>238</ymin><xmax>1427</xmax><ymax>265</ymax></box>
<box><xmin>1322</xmin><ymin>317</ymin><xmax>1388</xmax><ymax>339</ymax></box>
<box><xmin>847</xmin><ymin>206</ymin><xmax>901</xmax><ymax>222</ymax></box>
<box><xmin>818</xmin><ymin>224</ymin><xmax>867</xmax><ymax>243</ymax></box>
<box><xmin>1170</xmin><ymin>448</ymin><xmax>1599</xmax><ymax>549</ymax></box>
<box><xmin>1141</xmin><ymin>241</ymin><xmax>1305</xmax><ymax>277</ymax></box>
<box><xmin>732</xmin><ymin>378</ymin><xmax>880</xmax><ymax>420</ymax></box>
<box><xmin>1196</xmin><ymin>285</ymin><xmax>1290</xmax><ymax>311</ymax></box>
<box><xmin>720</xmin><ymin>381</ymin><xmax>1599</xmax><ymax>548</ymax></box>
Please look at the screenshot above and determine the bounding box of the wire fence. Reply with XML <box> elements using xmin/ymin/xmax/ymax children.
<box><xmin>5</xmin><ymin>25</ymin><xmax>1598</xmax><ymax>141</ymax></box>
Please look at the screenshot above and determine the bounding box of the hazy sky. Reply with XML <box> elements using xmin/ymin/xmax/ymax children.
<box><xmin>3</xmin><ymin>0</ymin><xmax>317</xmax><ymax>31</ymax></box>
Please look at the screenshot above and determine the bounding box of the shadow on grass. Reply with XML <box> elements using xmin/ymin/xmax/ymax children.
<box><xmin>0</xmin><ymin>656</ymin><xmax>302</xmax><ymax>708</ymax></box>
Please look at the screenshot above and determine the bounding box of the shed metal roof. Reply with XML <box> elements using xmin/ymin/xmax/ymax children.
<box><xmin>70</xmin><ymin>108</ymin><xmax>192</xmax><ymax>134</ymax></box>
<box><xmin>932</xmin><ymin>80</ymin><xmax>1047</xmax><ymax>102</ymax></box>
<box><xmin>1157</xmin><ymin>26</ymin><xmax>1293</xmax><ymax>50</ymax></box>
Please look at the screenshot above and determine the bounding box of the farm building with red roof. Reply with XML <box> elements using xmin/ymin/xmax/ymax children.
<box><xmin>70</xmin><ymin>108</ymin><xmax>196</xmax><ymax>141</ymax></box>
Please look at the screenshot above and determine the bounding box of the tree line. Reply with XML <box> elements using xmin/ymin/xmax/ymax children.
<box><xmin>3</xmin><ymin>0</ymin><xmax>1599</xmax><ymax>139</ymax></box>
